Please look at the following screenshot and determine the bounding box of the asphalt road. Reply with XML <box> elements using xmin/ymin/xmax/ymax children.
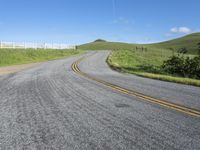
<box><xmin>0</xmin><ymin>51</ymin><xmax>200</xmax><ymax>150</ymax></box>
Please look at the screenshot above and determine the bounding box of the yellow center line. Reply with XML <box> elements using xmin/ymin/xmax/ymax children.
<box><xmin>71</xmin><ymin>54</ymin><xmax>200</xmax><ymax>118</ymax></box>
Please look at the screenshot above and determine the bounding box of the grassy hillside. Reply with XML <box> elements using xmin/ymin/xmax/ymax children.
<box><xmin>147</xmin><ymin>32</ymin><xmax>200</xmax><ymax>54</ymax></box>
<box><xmin>0</xmin><ymin>48</ymin><xmax>84</xmax><ymax>67</ymax></box>
<box><xmin>79</xmin><ymin>32</ymin><xmax>200</xmax><ymax>54</ymax></box>
<box><xmin>107</xmin><ymin>48</ymin><xmax>173</xmax><ymax>73</ymax></box>
<box><xmin>78</xmin><ymin>41</ymin><xmax>139</xmax><ymax>50</ymax></box>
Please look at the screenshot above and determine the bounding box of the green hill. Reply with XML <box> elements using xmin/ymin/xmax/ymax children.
<box><xmin>147</xmin><ymin>32</ymin><xmax>200</xmax><ymax>54</ymax></box>
<box><xmin>79</xmin><ymin>32</ymin><xmax>200</xmax><ymax>54</ymax></box>
<box><xmin>78</xmin><ymin>40</ymin><xmax>138</xmax><ymax>50</ymax></box>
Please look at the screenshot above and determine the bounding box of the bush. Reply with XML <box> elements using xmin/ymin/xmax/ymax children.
<box><xmin>162</xmin><ymin>55</ymin><xmax>200</xmax><ymax>79</ymax></box>
<box><xmin>162</xmin><ymin>56</ymin><xmax>184</xmax><ymax>75</ymax></box>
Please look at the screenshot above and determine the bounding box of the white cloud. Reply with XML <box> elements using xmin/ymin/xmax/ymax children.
<box><xmin>170</xmin><ymin>27</ymin><xmax>178</xmax><ymax>33</ymax></box>
<box><xmin>170</xmin><ymin>26</ymin><xmax>191</xmax><ymax>34</ymax></box>
<box><xmin>179</xmin><ymin>27</ymin><xmax>191</xmax><ymax>33</ymax></box>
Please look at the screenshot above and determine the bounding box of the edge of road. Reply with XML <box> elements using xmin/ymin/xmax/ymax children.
<box><xmin>0</xmin><ymin>63</ymin><xmax>42</xmax><ymax>75</ymax></box>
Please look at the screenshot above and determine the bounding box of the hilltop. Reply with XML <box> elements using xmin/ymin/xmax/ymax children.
<box><xmin>78</xmin><ymin>40</ymin><xmax>138</xmax><ymax>51</ymax></box>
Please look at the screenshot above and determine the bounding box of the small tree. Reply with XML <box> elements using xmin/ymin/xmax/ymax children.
<box><xmin>162</xmin><ymin>55</ymin><xmax>200</xmax><ymax>79</ymax></box>
<box><xmin>162</xmin><ymin>55</ymin><xmax>185</xmax><ymax>76</ymax></box>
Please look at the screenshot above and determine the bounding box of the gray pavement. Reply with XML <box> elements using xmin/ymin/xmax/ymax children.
<box><xmin>0</xmin><ymin>51</ymin><xmax>200</xmax><ymax>150</ymax></box>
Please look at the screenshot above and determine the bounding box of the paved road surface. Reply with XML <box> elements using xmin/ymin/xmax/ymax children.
<box><xmin>0</xmin><ymin>51</ymin><xmax>200</xmax><ymax>150</ymax></box>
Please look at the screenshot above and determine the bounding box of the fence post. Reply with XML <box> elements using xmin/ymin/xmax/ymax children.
<box><xmin>0</xmin><ymin>41</ymin><xmax>1</xmax><ymax>49</ymax></box>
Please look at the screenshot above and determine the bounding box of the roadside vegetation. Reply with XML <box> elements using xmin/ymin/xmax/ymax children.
<box><xmin>162</xmin><ymin>55</ymin><xmax>200</xmax><ymax>79</ymax></box>
<box><xmin>79</xmin><ymin>32</ymin><xmax>200</xmax><ymax>86</ymax></box>
<box><xmin>107</xmin><ymin>48</ymin><xmax>200</xmax><ymax>86</ymax></box>
<box><xmin>0</xmin><ymin>48</ymin><xmax>84</xmax><ymax>67</ymax></box>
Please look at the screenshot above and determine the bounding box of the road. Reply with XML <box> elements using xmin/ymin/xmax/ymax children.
<box><xmin>0</xmin><ymin>51</ymin><xmax>200</xmax><ymax>150</ymax></box>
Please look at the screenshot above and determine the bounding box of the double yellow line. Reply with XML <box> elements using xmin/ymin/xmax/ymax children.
<box><xmin>71</xmin><ymin>54</ymin><xmax>200</xmax><ymax>118</ymax></box>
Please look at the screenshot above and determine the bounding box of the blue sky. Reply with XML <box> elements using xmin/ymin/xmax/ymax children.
<box><xmin>0</xmin><ymin>0</ymin><xmax>199</xmax><ymax>44</ymax></box>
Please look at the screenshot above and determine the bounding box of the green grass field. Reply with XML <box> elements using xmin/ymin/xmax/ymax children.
<box><xmin>79</xmin><ymin>32</ymin><xmax>200</xmax><ymax>86</ymax></box>
<box><xmin>0</xmin><ymin>48</ymin><xmax>84</xmax><ymax>67</ymax></box>
<box><xmin>107</xmin><ymin>48</ymin><xmax>171</xmax><ymax>72</ymax></box>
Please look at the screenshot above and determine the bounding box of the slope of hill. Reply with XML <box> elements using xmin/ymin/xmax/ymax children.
<box><xmin>147</xmin><ymin>32</ymin><xmax>200</xmax><ymax>54</ymax></box>
<box><xmin>78</xmin><ymin>41</ymin><xmax>138</xmax><ymax>50</ymax></box>
<box><xmin>79</xmin><ymin>32</ymin><xmax>200</xmax><ymax>54</ymax></box>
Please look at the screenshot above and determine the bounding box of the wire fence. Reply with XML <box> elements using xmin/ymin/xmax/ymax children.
<box><xmin>0</xmin><ymin>41</ymin><xmax>76</xmax><ymax>50</ymax></box>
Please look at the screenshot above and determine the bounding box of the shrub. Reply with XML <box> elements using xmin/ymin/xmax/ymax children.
<box><xmin>162</xmin><ymin>55</ymin><xmax>200</xmax><ymax>79</ymax></box>
<box><xmin>162</xmin><ymin>56</ymin><xmax>185</xmax><ymax>75</ymax></box>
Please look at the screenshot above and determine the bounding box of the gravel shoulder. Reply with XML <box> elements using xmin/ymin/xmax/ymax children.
<box><xmin>0</xmin><ymin>63</ymin><xmax>42</xmax><ymax>75</ymax></box>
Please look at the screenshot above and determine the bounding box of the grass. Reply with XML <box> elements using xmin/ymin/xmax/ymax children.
<box><xmin>107</xmin><ymin>49</ymin><xmax>199</xmax><ymax>86</ymax></box>
<box><xmin>0</xmin><ymin>48</ymin><xmax>84</xmax><ymax>67</ymax></box>
<box><xmin>133</xmin><ymin>72</ymin><xmax>200</xmax><ymax>87</ymax></box>
<box><xmin>107</xmin><ymin>48</ymin><xmax>172</xmax><ymax>71</ymax></box>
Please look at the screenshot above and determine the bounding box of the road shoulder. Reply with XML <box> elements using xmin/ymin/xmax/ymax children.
<box><xmin>0</xmin><ymin>63</ymin><xmax>42</xmax><ymax>75</ymax></box>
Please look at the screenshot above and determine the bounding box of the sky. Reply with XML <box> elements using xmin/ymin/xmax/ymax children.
<box><xmin>0</xmin><ymin>0</ymin><xmax>199</xmax><ymax>44</ymax></box>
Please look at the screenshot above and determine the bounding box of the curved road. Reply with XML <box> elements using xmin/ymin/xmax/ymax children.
<box><xmin>0</xmin><ymin>51</ymin><xmax>200</xmax><ymax>149</ymax></box>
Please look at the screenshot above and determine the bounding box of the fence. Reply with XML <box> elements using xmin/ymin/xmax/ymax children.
<box><xmin>0</xmin><ymin>41</ymin><xmax>76</xmax><ymax>50</ymax></box>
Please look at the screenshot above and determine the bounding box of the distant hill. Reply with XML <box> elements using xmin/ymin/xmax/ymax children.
<box><xmin>147</xmin><ymin>32</ymin><xmax>200</xmax><ymax>54</ymax></box>
<box><xmin>79</xmin><ymin>33</ymin><xmax>200</xmax><ymax>54</ymax></box>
